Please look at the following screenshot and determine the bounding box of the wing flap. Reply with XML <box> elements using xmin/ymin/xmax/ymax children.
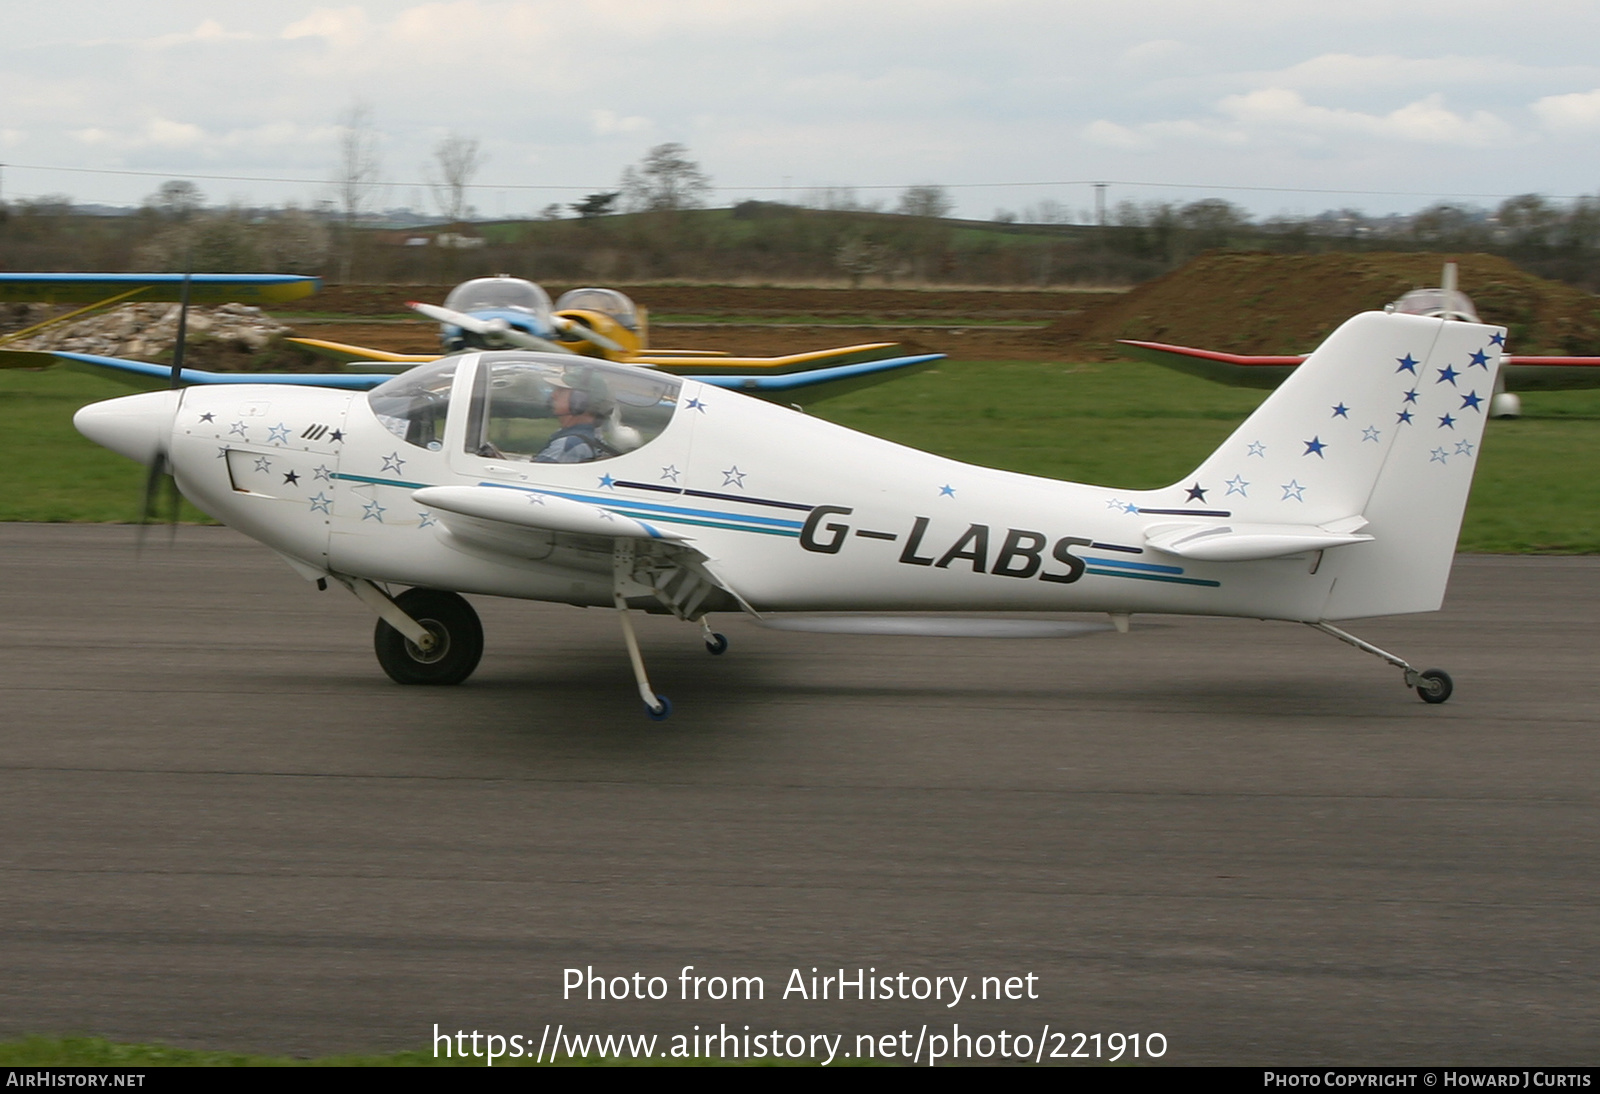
<box><xmin>1144</xmin><ymin>519</ymin><xmax>1373</xmax><ymax>562</ymax></box>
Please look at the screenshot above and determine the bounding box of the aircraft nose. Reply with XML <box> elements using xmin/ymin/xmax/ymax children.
<box><xmin>73</xmin><ymin>389</ymin><xmax>182</xmax><ymax>467</ymax></box>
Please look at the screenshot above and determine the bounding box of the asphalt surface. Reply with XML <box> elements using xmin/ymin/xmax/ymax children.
<box><xmin>1</xmin><ymin>523</ymin><xmax>1596</xmax><ymax>1066</ymax></box>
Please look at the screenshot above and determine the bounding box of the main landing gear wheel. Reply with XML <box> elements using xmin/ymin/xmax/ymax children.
<box><xmin>374</xmin><ymin>588</ymin><xmax>484</xmax><ymax>685</ymax></box>
<box><xmin>704</xmin><ymin>632</ymin><xmax>729</xmax><ymax>656</ymax></box>
<box><xmin>1415</xmin><ymin>668</ymin><xmax>1453</xmax><ymax>705</ymax></box>
<box><xmin>646</xmin><ymin>695</ymin><xmax>673</xmax><ymax>721</ymax></box>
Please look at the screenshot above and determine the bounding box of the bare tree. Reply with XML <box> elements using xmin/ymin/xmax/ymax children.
<box><xmin>427</xmin><ymin>134</ymin><xmax>484</xmax><ymax>224</ymax></box>
<box><xmin>333</xmin><ymin>101</ymin><xmax>382</xmax><ymax>281</ymax></box>
<box><xmin>619</xmin><ymin>143</ymin><xmax>711</xmax><ymax>213</ymax></box>
<box><xmin>897</xmin><ymin>185</ymin><xmax>953</xmax><ymax>219</ymax></box>
<box><xmin>145</xmin><ymin>180</ymin><xmax>205</xmax><ymax>220</ymax></box>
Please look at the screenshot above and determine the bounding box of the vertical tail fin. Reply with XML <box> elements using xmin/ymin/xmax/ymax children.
<box><xmin>1182</xmin><ymin>310</ymin><xmax>1503</xmax><ymax>619</ymax></box>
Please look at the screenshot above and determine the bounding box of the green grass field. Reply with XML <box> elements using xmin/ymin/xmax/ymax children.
<box><xmin>4</xmin><ymin>360</ymin><xmax>1597</xmax><ymax>552</ymax></box>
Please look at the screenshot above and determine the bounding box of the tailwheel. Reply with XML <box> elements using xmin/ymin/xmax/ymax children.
<box><xmin>374</xmin><ymin>588</ymin><xmax>484</xmax><ymax>685</ymax></box>
<box><xmin>1415</xmin><ymin>668</ymin><xmax>1453</xmax><ymax>705</ymax></box>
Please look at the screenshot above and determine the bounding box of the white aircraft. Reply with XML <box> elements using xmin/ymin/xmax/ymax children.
<box><xmin>73</xmin><ymin>303</ymin><xmax>1504</xmax><ymax>715</ymax></box>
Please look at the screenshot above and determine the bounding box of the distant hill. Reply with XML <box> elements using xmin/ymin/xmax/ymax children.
<box><xmin>1044</xmin><ymin>252</ymin><xmax>1600</xmax><ymax>358</ymax></box>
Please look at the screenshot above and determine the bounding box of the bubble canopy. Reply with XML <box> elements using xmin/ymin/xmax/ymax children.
<box><xmin>367</xmin><ymin>353</ymin><xmax>682</xmax><ymax>462</ymax></box>
<box><xmin>443</xmin><ymin>276</ymin><xmax>554</xmax><ymax>322</ymax></box>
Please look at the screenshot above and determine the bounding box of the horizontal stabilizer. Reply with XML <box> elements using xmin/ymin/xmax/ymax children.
<box><xmin>413</xmin><ymin>485</ymin><xmax>689</xmax><ymax>543</ymax></box>
<box><xmin>1144</xmin><ymin>519</ymin><xmax>1373</xmax><ymax>562</ymax></box>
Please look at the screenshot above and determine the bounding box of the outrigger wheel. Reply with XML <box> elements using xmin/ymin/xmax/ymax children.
<box><xmin>374</xmin><ymin>588</ymin><xmax>484</xmax><ymax>685</ymax></box>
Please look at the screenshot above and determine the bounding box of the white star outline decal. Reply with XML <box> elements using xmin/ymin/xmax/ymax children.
<box><xmin>721</xmin><ymin>466</ymin><xmax>747</xmax><ymax>488</ymax></box>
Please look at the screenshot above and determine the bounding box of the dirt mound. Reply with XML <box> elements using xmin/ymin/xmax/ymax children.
<box><xmin>1042</xmin><ymin>252</ymin><xmax>1600</xmax><ymax>357</ymax></box>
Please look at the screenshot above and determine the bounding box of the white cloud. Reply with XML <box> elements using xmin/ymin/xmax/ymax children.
<box><xmin>1088</xmin><ymin>88</ymin><xmax>1510</xmax><ymax>152</ymax></box>
<box><xmin>281</xmin><ymin>7</ymin><xmax>369</xmax><ymax>42</ymax></box>
<box><xmin>591</xmin><ymin>109</ymin><xmax>650</xmax><ymax>136</ymax></box>
<box><xmin>1532</xmin><ymin>89</ymin><xmax>1600</xmax><ymax>133</ymax></box>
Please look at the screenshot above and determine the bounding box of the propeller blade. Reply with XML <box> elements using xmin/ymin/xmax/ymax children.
<box><xmin>551</xmin><ymin>315</ymin><xmax>625</xmax><ymax>355</ymax></box>
<box><xmin>139</xmin><ymin>269</ymin><xmax>191</xmax><ymax>550</ymax></box>
<box><xmin>407</xmin><ymin>301</ymin><xmax>575</xmax><ymax>354</ymax></box>
<box><xmin>169</xmin><ymin>271</ymin><xmax>192</xmax><ymax>388</ymax></box>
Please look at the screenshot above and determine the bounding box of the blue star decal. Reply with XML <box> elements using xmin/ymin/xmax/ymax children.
<box><xmin>1490</xmin><ymin>331</ymin><xmax>1505</xmax><ymax>346</ymax></box>
<box><xmin>329</xmin><ymin>429</ymin><xmax>345</xmax><ymax>442</ymax></box>
<box><xmin>1429</xmin><ymin>447</ymin><xmax>1450</xmax><ymax>465</ymax></box>
<box><xmin>1225</xmin><ymin>474</ymin><xmax>1249</xmax><ymax>497</ymax></box>
<box><xmin>1461</xmin><ymin>391</ymin><xmax>1483</xmax><ymax>411</ymax></box>
<box><xmin>1436</xmin><ymin>365</ymin><xmax>1459</xmax><ymax>386</ymax></box>
<box><xmin>1455</xmin><ymin>439</ymin><xmax>1476</xmax><ymax>456</ymax></box>
<box><xmin>1402</xmin><ymin>388</ymin><xmax>1420</xmax><ymax>404</ymax></box>
<box><xmin>1396</xmin><ymin>354</ymin><xmax>1419</xmax><ymax>374</ymax></box>
<box><xmin>1185</xmin><ymin>482</ymin><xmax>1208</xmax><ymax>502</ymax></box>
<box><xmin>418</xmin><ymin>511</ymin><xmax>437</xmax><ymax>528</ymax></box>
<box><xmin>253</xmin><ymin>456</ymin><xmax>273</xmax><ymax>473</ymax></box>
<box><xmin>1303</xmin><ymin>436</ymin><xmax>1327</xmax><ymax>458</ymax></box>
<box><xmin>1469</xmin><ymin>349</ymin><xmax>1489</xmax><ymax>368</ymax></box>
<box><xmin>1397</xmin><ymin>409</ymin><xmax>1414</xmax><ymax>425</ymax></box>
<box><xmin>309</xmin><ymin>493</ymin><xmax>332</xmax><ymax>514</ymax></box>
<box><xmin>267</xmin><ymin>423</ymin><xmax>291</xmax><ymax>445</ymax></box>
<box><xmin>198</xmin><ymin>412</ymin><xmax>214</xmax><ymax>423</ymax></box>
<box><xmin>362</xmin><ymin>500</ymin><xmax>386</xmax><ymax>522</ymax></box>
<box><xmin>1331</xmin><ymin>403</ymin><xmax>1349</xmax><ymax>418</ymax></box>
<box><xmin>1246</xmin><ymin>440</ymin><xmax>1267</xmax><ymax>457</ymax></box>
<box><xmin>938</xmin><ymin>484</ymin><xmax>956</xmax><ymax>497</ymax></box>
<box><xmin>229</xmin><ymin>421</ymin><xmax>249</xmax><ymax>438</ymax></box>
<box><xmin>1123</xmin><ymin>502</ymin><xmax>1140</xmax><ymax>514</ymax></box>
<box><xmin>598</xmin><ymin>473</ymin><xmax>617</xmax><ymax>489</ymax></box>
<box><xmin>722</xmin><ymin>466</ymin><xmax>747</xmax><ymax>488</ymax></box>
<box><xmin>1362</xmin><ymin>426</ymin><xmax>1382</xmax><ymax>443</ymax></box>
<box><xmin>1281</xmin><ymin>480</ymin><xmax>1306</xmax><ymax>501</ymax></box>
<box><xmin>685</xmin><ymin>397</ymin><xmax>708</xmax><ymax>413</ymax></box>
<box><xmin>380</xmin><ymin>452</ymin><xmax>406</xmax><ymax>475</ymax></box>
<box><xmin>313</xmin><ymin>464</ymin><xmax>332</xmax><ymax>482</ymax></box>
<box><xmin>1437</xmin><ymin>414</ymin><xmax>1456</xmax><ymax>430</ymax></box>
<box><xmin>660</xmin><ymin>465</ymin><xmax>680</xmax><ymax>483</ymax></box>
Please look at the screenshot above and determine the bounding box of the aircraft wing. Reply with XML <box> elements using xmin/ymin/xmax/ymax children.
<box><xmin>632</xmin><ymin>342</ymin><xmax>911</xmax><ymax>374</ymax></box>
<box><xmin>5</xmin><ymin>346</ymin><xmax>942</xmax><ymax>404</ymax></box>
<box><xmin>0</xmin><ymin>350</ymin><xmax>387</xmax><ymax>391</ymax></box>
<box><xmin>693</xmin><ymin>352</ymin><xmax>944</xmax><ymax>405</ymax></box>
<box><xmin>286</xmin><ymin>337</ymin><xmax>436</xmax><ymax>367</ymax></box>
<box><xmin>412</xmin><ymin>484</ymin><xmax>751</xmax><ymax>617</ymax></box>
<box><xmin>0</xmin><ymin>273</ymin><xmax>320</xmax><ymax>305</ymax></box>
<box><xmin>1119</xmin><ymin>338</ymin><xmax>1600</xmax><ymax>392</ymax></box>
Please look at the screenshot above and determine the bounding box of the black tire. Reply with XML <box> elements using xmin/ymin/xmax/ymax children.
<box><xmin>373</xmin><ymin>588</ymin><xmax>484</xmax><ymax>686</ymax></box>
<box><xmin>1416</xmin><ymin>668</ymin><xmax>1453</xmax><ymax>705</ymax></box>
<box><xmin>704</xmin><ymin>632</ymin><xmax>729</xmax><ymax>656</ymax></box>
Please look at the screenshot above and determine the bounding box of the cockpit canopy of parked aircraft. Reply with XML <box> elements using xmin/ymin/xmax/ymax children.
<box><xmin>554</xmin><ymin>287</ymin><xmax>643</xmax><ymax>331</ymax></box>
<box><xmin>443</xmin><ymin>276</ymin><xmax>555</xmax><ymax>324</ymax></box>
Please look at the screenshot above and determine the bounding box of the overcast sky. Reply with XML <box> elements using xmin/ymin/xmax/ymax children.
<box><xmin>5</xmin><ymin>1</ymin><xmax>1600</xmax><ymax>221</ymax></box>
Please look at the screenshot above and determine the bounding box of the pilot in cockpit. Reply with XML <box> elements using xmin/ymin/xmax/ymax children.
<box><xmin>533</xmin><ymin>374</ymin><xmax>618</xmax><ymax>463</ymax></box>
